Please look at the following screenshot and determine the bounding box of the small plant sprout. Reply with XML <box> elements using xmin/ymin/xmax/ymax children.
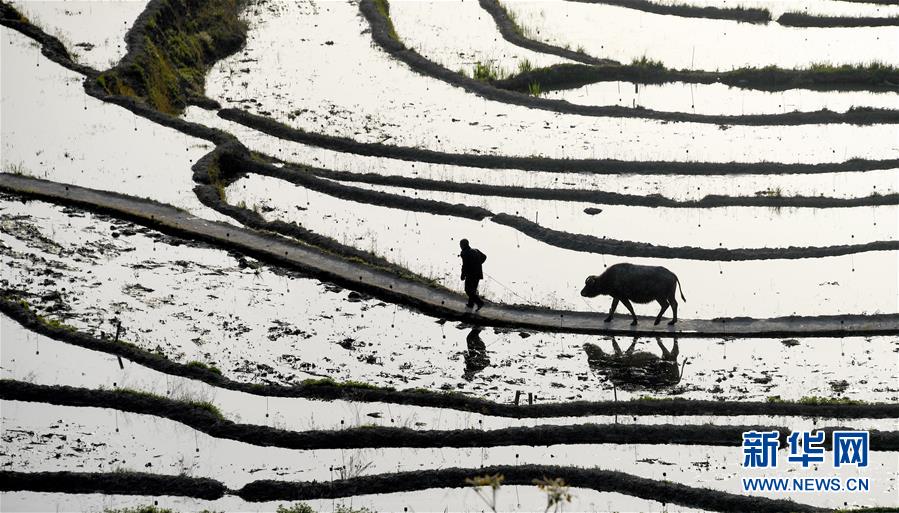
<box><xmin>534</xmin><ymin>477</ymin><xmax>573</xmax><ymax>513</ymax></box>
<box><xmin>466</xmin><ymin>473</ymin><xmax>504</xmax><ymax>512</ymax></box>
<box><xmin>275</xmin><ymin>504</ymin><xmax>316</xmax><ymax>513</ymax></box>
<box><xmin>528</xmin><ymin>81</ymin><xmax>542</xmax><ymax>97</ymax></box>
<box><xmin>517</xmin><ymin>58</ymin><xmax>533</xmax><ymax>74</ymax></box>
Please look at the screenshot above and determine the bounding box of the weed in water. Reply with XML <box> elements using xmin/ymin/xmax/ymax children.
<box><xmin>534</xmin><ymin>477</ymin><xmax>573</xmax><ymax>513</ymax></box>
<box><xmin>276</xmin><ymin>504</ymin><xmax>316</xmax><ymax>513</ymax></box>
<box><xmin>631</xmin><ymin>55</ymin><xmax>665</xmax><ymax>69</ymax></box>
<box><xmin>466</xmin><ymin>473</ymin><xmax>504</xmax><ymax>512</ymax></box>
<box><xmin>517</xmin><ymin>58</ymin><xmax>533</xmax><ymax>74</ymax></box>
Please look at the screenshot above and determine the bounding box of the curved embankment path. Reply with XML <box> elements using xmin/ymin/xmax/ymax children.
<box><xmin>231</xmin><ymin>154</ymin><xmax>899</xmax><ymax>262</ymax></box>
<box><xmin>478</xmin><ymin>0</ymin><xmax>899</xmax><ymax>94</ymax></box>
<box><xmin>220</xmin><ymin>108</ymin><xmax>899</xmax><ymax>175</ymax></box>
<box><xmin>360</xmin><ymin>0</ymin><xmax>899</xmax><ymax>126</ymax></box>
<box><xmin>0</xmin><ymin>469</ymin><xmax>826</xmax><ymax>512</ymax></box>
<box><xmin>3</xmin><ymin>173</ymin><xmax>898</xmax><ymax>338</ymax></box>
<box><xmin>8</xmin><ymin>380</ymin><xmax>898</xmax><ymax>450</ymax></box>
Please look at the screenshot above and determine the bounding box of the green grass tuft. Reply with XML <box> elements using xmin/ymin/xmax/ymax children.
<box><xmin>373</xmin><ymin>0</ymin><xmax>400</xmax><ymax>42</ymax></box>
<box><xmin>186</xmin><ymin>360</ymin><xmax>223</xmax><ymax>375</ymax></box>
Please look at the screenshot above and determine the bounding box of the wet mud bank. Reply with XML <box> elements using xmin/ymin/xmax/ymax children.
<box><xmin>0</xmin><ymin>3</ymin><xmax>97</xmax><ymax>77</ymax></box>
<box><xmin>222</xmin><ymin>166</ymin><xmax>899</xmax><ymax>260</ymax></box>
<box><xmin>477</xmin><ymin>0</ymin><xmax>615</xmax><ymax>66</ymax></box>
<box><xmin>565</xmin><ymin>0</ymin><xmax>899</xmax><ymax>27</ymax></box>
<box><xmin>0</xmin><ymin>467</ymin><xmax>824</xmax><ymax>511</ymax></box>
<box><xmin>1</xmin><ymin>6</ymin><xmax>236</xmax><ymax>146</ymax></box>
<box><xmin>566</xmin><ymin>0</ymin><xmax>771</xmax><ymax>23</ymax></box>
<box><xmin>478</xmin><ymin>1</ymin><xmax>899</xmax><ymax>94</ymax></box>
<box><xmin>216</xmin><ymin>156</ymin><xmax>899</xmax><ymax>262</ymax></box>
<box><xmin>17</xmin><ymin>380</ymin><xmax>895</xmax><ymax>450</ymax></box>
<box><xmin>364</xmin><ymin>0</ymin><xmax>899</xmax><ymax>125</ymax></box>
<box><xmin>240</xmin><ymin>157</ymin><xmax>493</xmax><ymax>221</ymax></box>
<box><xmin>491</xmin><ymin>213</ymin><xmax>899</xmax><ymax>261</ymax></box>
<box><xmin>311</xmin><ymin>167</ymin><xmax>899</xmax><ymax>209</ymax></box>
<box><xmin>777</xmin><ymin>12</ymin><xmax>899</xmax><ymax>27</ymax></box>
<box><xmin>0</xmin><ymin>470</ymin><xmax>227</xmax><ymax>500</ymax></box>
<box><xmin>189</xmin><ymin>144</ymin><xmax>452</xmax><ymax>284</ymax></box>
<box><xmin>237</xmin><ymin>465</ymin><xmax>825</xmax><ymax>512</ymax></box>
<box><xmin>219</xmin><ymin>108</ymin><xmax>899</xmax><ymax>175</ymax></box>
<box><xmin>4</xmin><ymin>297</ymin><xmax>899</xmax><ymax>420</ymax></box>
<box><xmin>495</xmin><ymin>63</ymin><xmax>899</xmax><ymax>96</ymax></box>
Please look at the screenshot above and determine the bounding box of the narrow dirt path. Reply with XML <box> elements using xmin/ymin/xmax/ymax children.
<box><xmin>3</xmin><ymin>173</ymin><xmax>897</xmax><ymax>338</ymax></box>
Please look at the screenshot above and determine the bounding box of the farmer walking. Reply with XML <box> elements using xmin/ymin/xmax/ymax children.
<box><xmin>459</xmin><ymin>238</ymin><xmax>486</xmax><ymax>311</ymax></box>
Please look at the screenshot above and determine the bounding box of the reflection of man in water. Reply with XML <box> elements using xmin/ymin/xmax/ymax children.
<box><xmin>459</xmin><ymin>239</ymin><xmax>486</xmax><ymax>311</ymax></box>
<box><xmin>463</xmin><ymin>327</ymin><xmax>489</xmax><ymax>380</ymax></box>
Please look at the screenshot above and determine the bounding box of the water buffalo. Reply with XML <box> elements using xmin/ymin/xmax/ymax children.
<box><xmin>583</xmin><ymin>336</ymin><xmax>686</xmax><ymax>391</ymax></box>
<box><xmin>581</xmin><ymin>263</ymin><xmax>686</xmax><ymax>325</ymax></box>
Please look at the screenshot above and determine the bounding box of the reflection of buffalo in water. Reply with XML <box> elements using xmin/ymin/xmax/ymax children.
<box><xmin>462</xmin><ymin>328</ymin><xmax>490</xmax><ymax>380</ymax></box>
<box><xmin>583</xmin><ymin>336</ymin><xmax>686</xmax><ymax>391</ymax></box>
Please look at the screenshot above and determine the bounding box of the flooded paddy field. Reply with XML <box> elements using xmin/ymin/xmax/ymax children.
<box><xmin>390</xmin><ymin>0</ymin><xmax>570</xmax><ymax>73</ymax></box>
<box><xmin>8</xmin><ymin>0</ymin><xmax>147</xmax><ymax>69</ymax></box>
<box><xmin>203</xmin><ymin>0</ymin><xmax>898</xmax><ymax>161</ymax></box>
<box><xmin>187</xmin><ymin>106</ymin><xmax>899</xmax><ymax>199</ymax></box>
<box><xmin>2</xmin><ymin>198</ymin><xmax>896</xmax><ymax>403</ymax></box>
<box><xmin>0</xmin><ymin>28</ymin><xmax>228</xmax><ymax>223</ymax></box>
<box><xmin>502</xmin><ymin>0</ymin><xmax>899</xmax><ymax>70</ymax></box>
<box><xmin>2</xmin><ymin>0</ymin><xmax>897</xmax><ymax>510</ymax></box>
<box><xmin>545</xmin><ymin>81</ymin><xmax>899</xmax><ymax>115</ymax></box>
<box><xmin>226</xmin><ymin>174</ymin><xmax>896</xmax><ymax>317</ymax></box>
<box><xmin>2</xmin><ymin>490</ymin><xmax>715</xmax><ymax>513</ymax></box>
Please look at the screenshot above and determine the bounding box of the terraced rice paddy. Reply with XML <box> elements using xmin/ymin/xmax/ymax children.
<box><xmin>1</xmin><ymin>0</ymin><xmax>897</xmax><ymax>511</ymax></box>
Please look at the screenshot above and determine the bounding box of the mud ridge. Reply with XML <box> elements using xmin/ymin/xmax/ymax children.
<box><xmin>221</xmin><ymin>157</ymin><xmax>899</xmax><ymax>262</ymax></box>
<box><xmin>1</xmin><ymin>5</ymin><xmax>237</xmax><ymax>146</ymax></box>
<box><xmin>0</xmin><ymin>470</ymin><xmax>227</xmax><ymax>499</ymax></box>
<box><xmin>220</xmin><ymin>108</ymin><xmax>899</xmax><ymax>175</ymax></box>
<box><xmin>240</xmin><ymin>156</ymin><xmax>493</xmax><ymax>221</ymax></box>
<box><xmin>494</xmin><ymin>63</ymin><xmax>899</xmax><ymax>97</ymax></box>
<box><xmin>18</xmin><ymin>380</ymin><xmax>894</xmax><ymax>450</ymax></box>
<box><xmin>0</xmin><ymin>2</ymin><xmax>98</xmax><ymax>77</ymax></box>
<box><xmin>362</xmin><ymin>0</ymin><xmax>899</xmax><ymax>125</ymax></box>
<box><xmin>189</xmin><ymin>144</ymin><xmax>453</xmax><ymax>285</ymax></box>
<box><xmin>204</xmin><ymin>153</ymin><xmax>899</xmax><ymax>262</ymax></box>
<box><xmin>0</xmin><ymin>467</ymin><xmax>824</xmax><ymax>511</ymax></box>
<box><xmin>477</xmin><ymin>0</ymin><xmax>616</xmax><ymax>66</ymax></box>
<box><xmin>238</xmin><ymin>465</ymin><xmax>826</xmax><ymax>512</ymax></box>
<box><xmin>777</xmin><ymin>12</ymin><xmax>899</xmax><ymax>27</ymax></box>
<box><xmin>480</xmin><ymin>0</ymin><xmax>899</xmax><ymax>94</ymax></box>
<box><xmin>566</xmin><ymin>0</ymin><xmax>771</xmax><ymax>23</ymax></box>
<box><xmin>491</xmin><ymin>213</ymin><xmax>899</xmax><ymax>261</ymax></box>
<box><xmin>4</xmin><ymin>298</ymin><xmax>899</xmax><ymax>420</ymax></box>
<box><xmin>309</xmin><ymin>167</ymin><xmax>899</xmax><ymax>209</ymax></box>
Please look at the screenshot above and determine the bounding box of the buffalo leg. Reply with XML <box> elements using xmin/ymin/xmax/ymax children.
<box><xmin>620</xmin><ymin>298</ymin><xmax>638</xmax><ymax>325</ymax></box>
<box><xmin>668</xmin><ymin>293</ymin><xmax>678</xmax><ymax>325</ymax></box>
<box><xmin>654</xmin><ymin>299</ymin><xmax>669</xmax><ymax>325</ymax></box>
<box><xmin>604</xmin><ymin>298</ymin><xmax>619</xmax><ymax>323</ymax></box>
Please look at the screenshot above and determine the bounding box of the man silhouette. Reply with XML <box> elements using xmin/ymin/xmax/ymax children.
<box><xmin>459</xmin><ymin>239</ymin><xmax>486</xmax><ymax>311</ymax></box>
